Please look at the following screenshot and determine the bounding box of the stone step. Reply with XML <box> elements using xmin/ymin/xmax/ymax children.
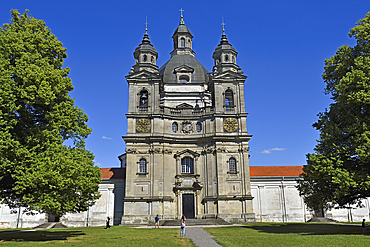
<box><xmin>160</xmin><ymin>218</ymin><xmax>232</xmax><ymax>226</ymax></box>
<box><xmin>34</xmin><ymin>222</ymin><xmax>67</xmax><ymax>229</ymax></box>
<box><xmin>308</xmin><ymin>217</ymin><xmax>337</xmax><ymax>223</ymax></box>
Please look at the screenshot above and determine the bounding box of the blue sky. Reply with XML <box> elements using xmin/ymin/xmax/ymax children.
<box><xmin>1</xmin><ymin>1</ymin><xmax>370</xmax><ymax>168</ymax></box>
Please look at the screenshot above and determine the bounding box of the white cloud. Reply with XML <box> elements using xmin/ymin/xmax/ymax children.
<box><xmin>270</xmin><ymin>147</ymin><xmax>286</xmax><ymax>151</ymax></box>
<box><xmin>93</xmin><ymin>160</ymin><xmax>103</xmax><ymax>166</ymax></box>
<box><xmin>260</xmin><ymin>147</ymin><xmax>286</xmax><ymax>154</ymax></box>
<box><xmin>102</xmin><ymin>136</ymin><xmax>112</xmax><ymax>140</ymax></box>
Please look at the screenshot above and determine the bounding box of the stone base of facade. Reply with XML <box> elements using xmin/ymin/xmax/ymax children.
<box><xmin>121</xmin><ymin>214</ymin><xmax>176</xmax><ymax>225</ymax></box>
<box><xmin>217</xmin><ymin>213</ymin><xmax>256</xmax><ymax>223</ymax></box>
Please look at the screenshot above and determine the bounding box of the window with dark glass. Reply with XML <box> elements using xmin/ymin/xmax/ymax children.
<box><xmin>172</xmin><ymin>122</ymin><xmax>178</xmax><ymax>133</ymax></box>
<box><xmin>143</xmin><ymin>54</ymin><xmax>147</xmax><ymax>62</ymax></box>
<box><xmin>181</xmin><ymin>157</ymin><xmax>194</xmax><ymax>174</ymax></box>
<box><xmin>139</xmin><ymin>158</ymin><xmax>147</xmax><ymax>173</ymax></box>
<box><xmin>229</xmin><ymin>157</ymin><xmax>237</xmax><ymax>172</ymax></box>
<box><xmin>140</xmin><ymin>90</ymin><xmax>148</xmax><ymax>106</ymax></box>
<box><xmin>196</xmin><ymin>122</ymin><xmax>202</xmax><ymax>132</ymax></box>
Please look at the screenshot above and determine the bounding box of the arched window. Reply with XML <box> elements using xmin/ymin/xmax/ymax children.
<box><xmin>140</xmin><ymin>90</ymin><xmax>148</xmax><ymax>107</ymax></box>
<box><xmin>143</xmin><ymin>54</ymin><xmax>147</xmax><ymax>62</ymax></box>
<box><xmin>151</xmin><ymin>56</ymin><xmax>154</xmax><ymax>63</ymax></box>
<box><xmin>229</xmin><ymin>157</ymin><xmax>237</xmax><ymax>173</ymax></box>
<box><xmin>180</xmin><ymin>38</ymin><xmax>185</xmax><ymax>48</ymax></box>
<box><xmin>139</xmin><ymin>158</ymin><xmax>147</xmax><ymax>173</ymax></box>
<box><xmin>225</xmin><ymin>89</ymin><xmax>234</xmax><ymax>111</ymax></box>
<box><xmin>179</xmin><ymin>75</ymin><xmax>189</xmax><ymax>83</ymax></box>
<box><xmin>181</xmin><ymin>157</ymin><xmax>194</xmax><ymax>174</ymax></box>
<box><xmin>225</xmin><ymin>54</ymin><xmax>229</xmax><ymax>62</ymax></box>
<box><xmin>196</xmin><ymin>122</ymin><xmax>202</xmax><ymax>132</ymax></box>
<box><xmin>172</xmin><ymin>122</ymin><xmax>178</xmax><ymax>133</ymax></box>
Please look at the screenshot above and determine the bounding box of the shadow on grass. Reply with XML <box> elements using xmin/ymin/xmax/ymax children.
<box><xmin>243</xmin><ymin>223</ymin><xmax>363</xmax><ymax>235</ymax></box>
<box><xmin>0</xmin><ymin>230</ymin><xmax>85</xmax><ymax>242</ymax></box>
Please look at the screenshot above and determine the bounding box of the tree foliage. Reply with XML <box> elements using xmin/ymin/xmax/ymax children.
<box><xmin>0</xmin><ymin>10</ymin><xmax>101</xmax><ymax>217</ymax></box>
<box><xmin>297</xmin><ymin>12</ymin><xmax>370</xmax><ymax>211</ymax></box>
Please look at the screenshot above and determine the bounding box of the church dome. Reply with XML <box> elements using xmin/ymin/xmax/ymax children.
<box><xmin>159</xmin><ymin>54</ymin><xmax>209</xmax><ymax>84</ymax></box>
<box><xmin>159</xmin><ymin>16</ymin><xmax>209</xmax><ymax>84</ymax></box>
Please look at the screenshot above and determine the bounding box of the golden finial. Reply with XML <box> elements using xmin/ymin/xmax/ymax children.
<box><xmin>221</xmin><ymin>17</ymin><xmax>226</xmax><ymax>34</ymax></box>
<box><xmin>144</xmin><ymin>16</ymin><xmax>149</xmax><ymax>34</ymax></box>
<box><xmin>179</xmin><ymin>8</ymin><xmax>185</xmax><ymax>24</ymax></box>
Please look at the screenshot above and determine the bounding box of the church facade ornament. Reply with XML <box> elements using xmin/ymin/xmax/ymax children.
<box><xmin>181</xmin><ymin>121</ymin><xmax>193</xmax><ymax>134</ymax></box>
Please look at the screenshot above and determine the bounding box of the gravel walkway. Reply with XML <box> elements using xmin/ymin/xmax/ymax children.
<box><xmin>185</xmin><ymin>227</ymin><xmax>221</xmax><ymax>247</ymax></box>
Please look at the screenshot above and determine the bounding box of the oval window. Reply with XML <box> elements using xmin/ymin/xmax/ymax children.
<box><xmin>172</xmin><ymin>122</ymin><xmax>178</xmax><ymax>133</ymax></box>
<box><xmin>196</xmin><ymin>122</ymin><xmax>202</xmax><ymax>132</ymax></box>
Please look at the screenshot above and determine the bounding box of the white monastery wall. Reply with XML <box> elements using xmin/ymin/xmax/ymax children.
<box><xmin>251</xmin><ymin>175</ymin><xmax>370</xmax><ymax>223</ymax></box>
<box><xmin>0</xmin><ymin>179</ymin><xmax>125</xmax><ymax>229</ymax></box>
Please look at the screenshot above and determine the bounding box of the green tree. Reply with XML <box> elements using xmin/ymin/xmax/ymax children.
<box><xmin>0</xmin><ymin>10</ymin><xmax>101</xmax><ymax>217</ymax></box>
<box><xmin>297</xmin><ymin>12</ymin><xmax>370</xmax><ymax>211</ymax></box>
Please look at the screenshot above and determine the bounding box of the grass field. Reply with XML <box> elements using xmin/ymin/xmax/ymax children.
<box><xmin>1</xmin><ymin>223</ymin><xmax>370</xmax><ymax>246</ymax></box>
<box><xmin>0</xmin><ymin>226</ymin><xmax>192</xmax><ymax>246</ymax></box>
<box><xmin>205</xmin><ymin>223</ymin><xmax>370</xmax><ymax>247</ymax></box>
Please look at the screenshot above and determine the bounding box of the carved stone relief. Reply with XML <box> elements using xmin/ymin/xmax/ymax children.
<box><xmin>181</xmin><ymin>121</ymin><xmax>193</xmax><ymax>134</ymax></box>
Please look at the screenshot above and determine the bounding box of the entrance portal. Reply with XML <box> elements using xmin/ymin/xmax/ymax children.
<box><xmin>182</xmin><ymin>194</ymin><xmax>195</xmax><ymax>219</ymax></box>
<box><xmin>48</xmin><ymin>214</ymin><xmax>59</xmax><ymax>222</ymax></box>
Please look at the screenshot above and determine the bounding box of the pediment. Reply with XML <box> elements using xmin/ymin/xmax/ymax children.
<box><xmin>174</xmin><ymin>149</ymin><xmax>200</xmax><ymax>158</ymax></box>
<box><xmin>174</xmin><ymin>65</ymin><xmax>194</xmax><ymax>74</ymax></box>
<box><xmin>126</xmin><ymin>70</ymin><xmax>160</xmax><ymax>80</ymax></box>
<box><xmin>176</xmin><ymin>103</ymin><xmax>193</xmax><ymax>109</ymax></box>
<box><xmin>212</xmin><ymin>71</ymin><xmax>247</xmax><ymax>80</ymax></box>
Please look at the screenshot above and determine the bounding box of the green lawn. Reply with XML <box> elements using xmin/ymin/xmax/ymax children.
<box><xmin>0</xmin><ymin>226</ymin><xmax>192</xmax><ymax>247</ymax></box>
<box><xmin>1</xmin><ymin>223</ymin><xmax>370</xmax><ymax>246</ymax></box>
<box><xmin>204</xmin><ymin>223</ymin><xmax>370</xmax><ymax>247</ymax></box>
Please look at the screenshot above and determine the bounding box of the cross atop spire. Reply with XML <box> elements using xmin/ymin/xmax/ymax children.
<box><xmin>179</xmin><ymin>8</ymin><xmax>185</xmax><ymax>25</ymax></box>
<box><xmin>221</xmin><ymin>17</ymin><xmax>226</xmax><ymax>34</ymax></box>
<box><xmin>145</xmin><ymin>16</ymin><xmax>148</xmax><ymax>34</ymax></box>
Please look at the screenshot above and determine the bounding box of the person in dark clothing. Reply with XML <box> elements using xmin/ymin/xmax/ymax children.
<box><xmin>105</xmin><ymin>216</ymin><xmax>111</xmax><ymax>229</ymax></box>
<box><xmin>362</xmin><ymin>219</ymin><xmax>367</xmax><ymax>235</ymax></box>
<box><xmin>155</xmin><ymin>214</ymin><xmax>160</xmax><ymax>228</ymax></box>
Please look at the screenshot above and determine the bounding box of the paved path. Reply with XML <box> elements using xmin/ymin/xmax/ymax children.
<box><xmin>135</xmin><ymin>224</ymin><xmax>240</xmax><ymax>247</ymax></box>
<box><xmin>185</xmin><ymin>227</ymin><xmax>221</xmax><ymax>247</ymax></box>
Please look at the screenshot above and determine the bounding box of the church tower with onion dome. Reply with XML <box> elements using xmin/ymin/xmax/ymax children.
<box><xmin>121</xmin><ymin>11</ymin><xmax>254</xmax><ymax>224</ymax></box>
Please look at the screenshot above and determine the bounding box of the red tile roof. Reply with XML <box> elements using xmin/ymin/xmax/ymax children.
<box><xmin>99</xmin><ymin>166</ymin><xmax>304</xmax><ymax>180</ymax></box>
<box><xmin>250</xmin><ymin>166</ymin><xmax>303</xmax><ymax>177</ymax></box>
<box><xmin>100</xmin><ymin>168</ymin><xmax>126</xmax><ymax>179</ymax></box>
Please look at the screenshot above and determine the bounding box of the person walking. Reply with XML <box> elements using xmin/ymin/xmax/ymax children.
<box><xmin>105</xmin><ymin>216</ymin><xmax>110</xmax><ymax>229</ymax></box>
<box><xmin>180</xmin><ymin>215</ymin><xmax>186</xmax><ymax>237</ymax></box>
<box><xmin>362</xmin><ymin>219</ymin><xmax>367</xmax><ymax>235</ymax></box>
<box><xmin>155</xmin><ymin>214</ymin><xmax>160</xmax><ymax>228</ymax></box>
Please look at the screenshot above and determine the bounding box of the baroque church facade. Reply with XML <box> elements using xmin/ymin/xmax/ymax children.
<box><xmin>121</xmin><ymin>16</ymin><xmax>254</xmax><ymax>224</ymax></box>
<box><xmin>4</xmin><ymin>16</ymin><xmax>370</xmax><ymax>229</ymax></box>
